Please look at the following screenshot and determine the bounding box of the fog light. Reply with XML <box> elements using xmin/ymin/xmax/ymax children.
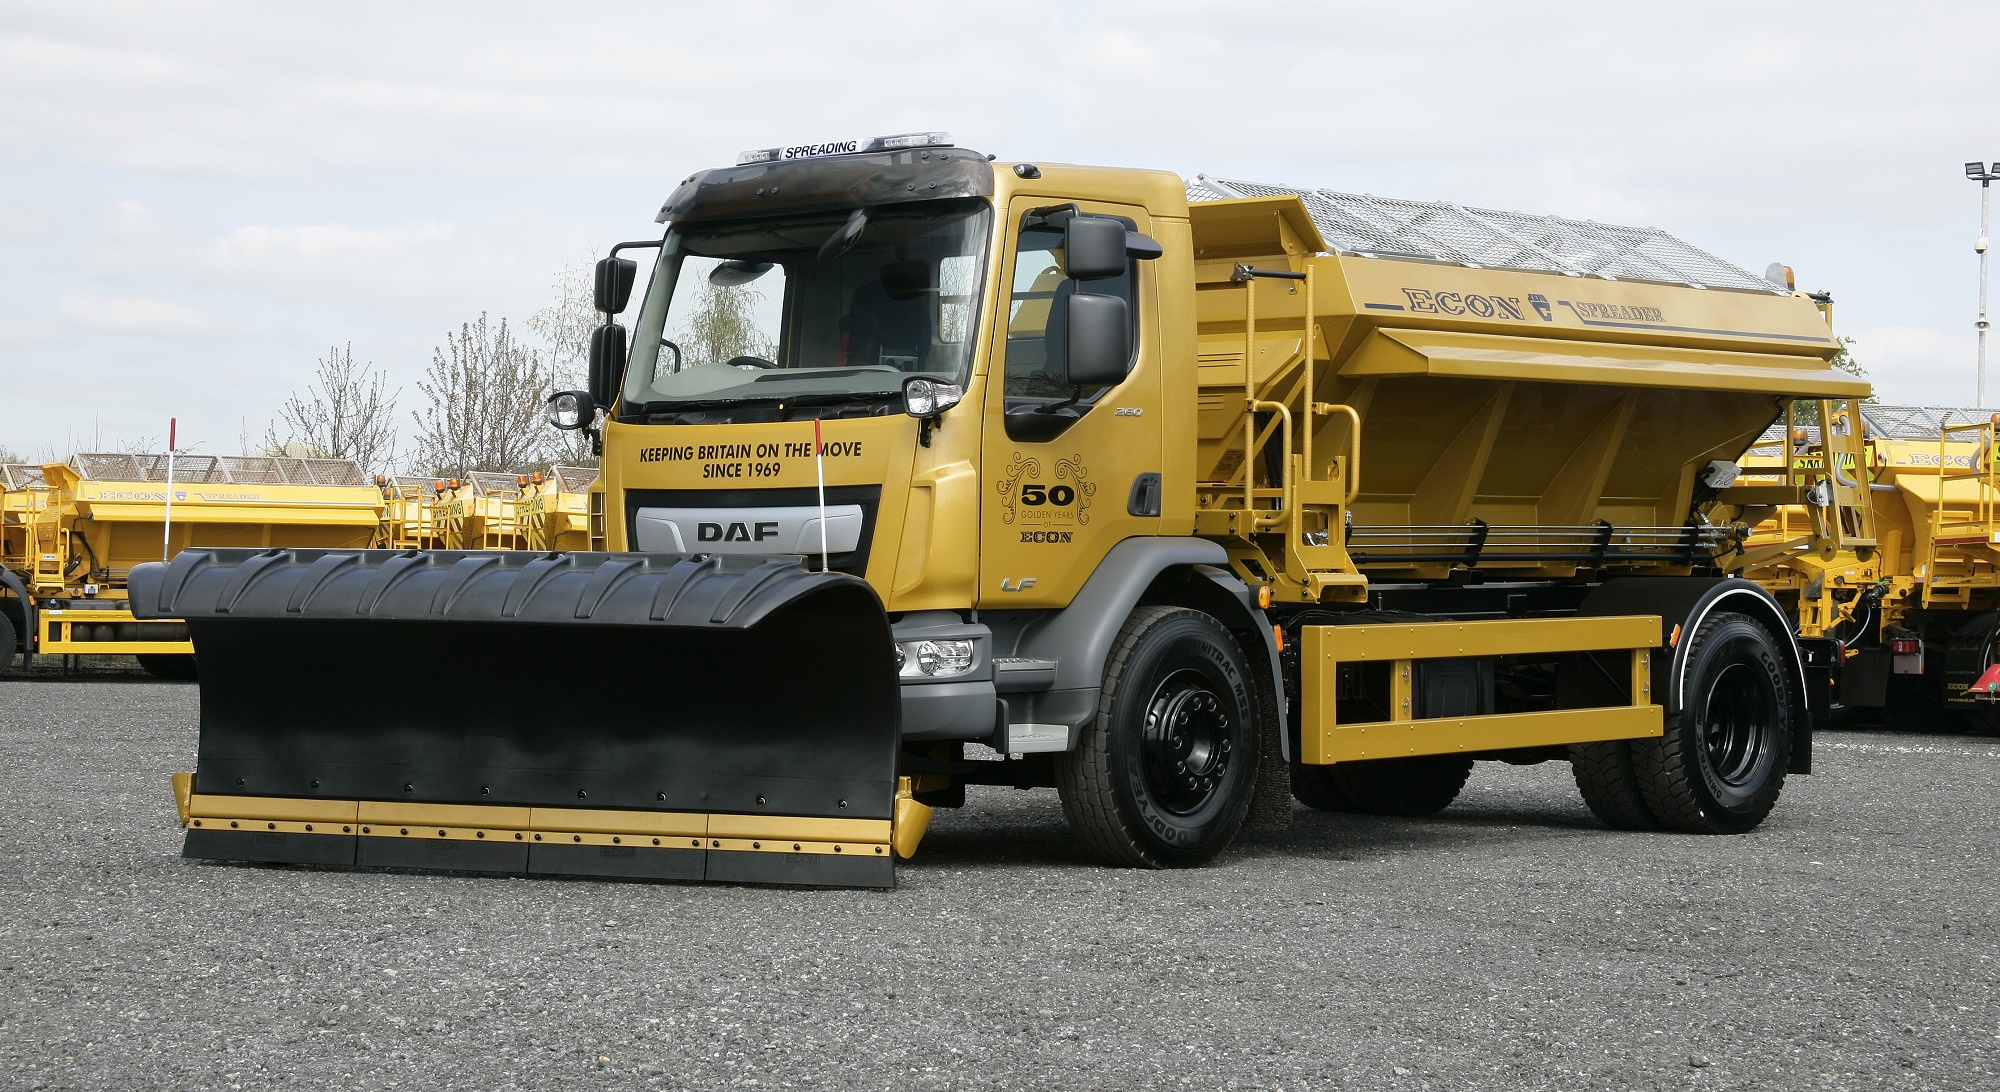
<box><xmin>897</xmin><ymin>639</ymin><xmax>974</xmax><ymax>678</ymax></box>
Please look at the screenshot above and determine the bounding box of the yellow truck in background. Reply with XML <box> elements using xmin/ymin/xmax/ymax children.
<box><xmin>142</xmin><ymin>134</ymin><xmax>1862</xmax><ymax>888</ymax></box>
<box><xmin>1735</xmin><ymin>405</ymin><xmax>2000</xmax><ymax>732</ymax></box>
<box><xmin>372</xmin><ymin>466</ymin><xmax>600</xmax><ymax>552</ymax></box>
<box><xmin>1</xmin><ymin>453</ymin><xmax>382</xmax><ymax>677</ymax></box>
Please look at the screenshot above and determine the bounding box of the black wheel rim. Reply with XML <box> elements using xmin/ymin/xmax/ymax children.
<box><xmin>1700</xmin><ymin>660</ymin><xmax>1775</xmax><ymax>788</ymax></box>
<box><xmin>1139</xmin><ymin>668</ymin><xmax>1233</xmax><ymax>816</ymax></box>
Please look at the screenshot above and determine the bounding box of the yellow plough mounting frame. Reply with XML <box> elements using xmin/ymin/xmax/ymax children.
<box><xmin>1298</xmin><ymin>615</ymin><xmax>1661</xmax><ymax>764</ymax></box>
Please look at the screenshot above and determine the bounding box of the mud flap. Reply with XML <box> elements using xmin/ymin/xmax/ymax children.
<box><xmin>137</xmin><ymin>549</ymin><xmax>900</xmax><ymax>888</ymax></box>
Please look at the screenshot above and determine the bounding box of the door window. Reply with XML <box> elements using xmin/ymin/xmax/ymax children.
<box><xmin>1001</xmin><ymin>217</ymin><xmax>1137</xmax><ymax>440</ymax></box>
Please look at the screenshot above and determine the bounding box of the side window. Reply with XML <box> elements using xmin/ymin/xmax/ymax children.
<box><xmin>1003</xmin><ymin>222</ymin><xmax>1136</xmax><ymax>404</ymax></box>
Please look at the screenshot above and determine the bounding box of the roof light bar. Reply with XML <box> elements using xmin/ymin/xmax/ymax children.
<box><xmin>862</xmin><ymin>131</ymin><xmax>953</xmax><ymax>153</ymax></box>
<box><xmin>736</xmin><ymin>132</ymin><xmax>954</xmax><ymax>166</ymax></box>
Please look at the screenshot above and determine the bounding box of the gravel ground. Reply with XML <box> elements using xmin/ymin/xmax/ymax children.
<box><xmin>2</xmin><ymin>678</ymin><xmax>1997</xmax><ymax>1091</ymax></box>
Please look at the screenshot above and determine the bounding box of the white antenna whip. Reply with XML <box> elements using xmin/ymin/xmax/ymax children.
<box><xmin>161</xmin><ymin>416</ymin><xmax>176</xmax><ymax>561</ymax></box>
<box><xmin>814</xmin><ymin>417</ymin><xmax>830</xmax><ymax>572</ymax></box>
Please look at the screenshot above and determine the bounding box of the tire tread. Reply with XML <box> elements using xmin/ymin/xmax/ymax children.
<box><xmin>1569</xmin><ymin>740</ymin><xmax>1660</xmax><ymax>830</ymax></box>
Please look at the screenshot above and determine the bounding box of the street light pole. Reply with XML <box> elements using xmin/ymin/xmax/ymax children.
<box><xmin>1971</xmin><ymin>161</ymin><xmax>1998</xmax><ymax>406</ymax></box>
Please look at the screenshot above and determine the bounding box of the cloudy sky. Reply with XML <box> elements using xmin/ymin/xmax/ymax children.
<box><xmin>1</xmin><ymin>1</ymin><xmax>1995</xmax><ymax>463</ymax></box>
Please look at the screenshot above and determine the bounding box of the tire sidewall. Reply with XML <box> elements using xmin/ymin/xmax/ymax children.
<box><xmin>1677</xmin><ymin>616</ymin><xmax>1791</xmax><ymax>822</ymax></box>
<box><xmin>1105</xmin><ymin>613</ymin><xmax>1258</xmax><ymax>863</ymax></box>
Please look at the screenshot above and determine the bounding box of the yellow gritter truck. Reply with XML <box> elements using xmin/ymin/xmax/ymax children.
<box><xmin>1733</xmin><ymin>405</ymin><xmax>2000</xmax><ymax>732</ymax></box>
<box><xmin>139</xmin><ymin>135</ymin><xmax>1864</xmax><ymax>887</ymax></box>
<box><xmin>3</xmin><ymin>453</ymin><xmax>383</xmax><ymax>677</ymax></box>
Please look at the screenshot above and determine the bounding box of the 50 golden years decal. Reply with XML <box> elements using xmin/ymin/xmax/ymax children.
<box><xmin>997</xmin><ymin>453</ymin><xmax>1097</xmax><ymax>542</ymax></box>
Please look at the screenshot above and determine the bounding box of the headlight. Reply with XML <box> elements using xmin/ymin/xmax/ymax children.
<box><xmin>897</xmin><ymin>639</ymin><xmax>974</xmax><ymax>679</ymax></box>
<box><xmin>545</xmin><ymin>390</ymin><xmax>595</xmax><ymax>431</ymax></box>
<box><xmin>902</xmin><ymin>377</ymin><xmax>964</xmax><ymax>418</ymax></box>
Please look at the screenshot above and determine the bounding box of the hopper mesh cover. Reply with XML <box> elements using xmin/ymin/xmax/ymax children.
<box><xmin>1189</xmin><ymin>175</ymin><xmax>1779</xmax><ymax>293</ymax></box>
<box><xmin>466</xmin><ymin>471</ymin><xmax>525</xmax><ymax>497</ymax></box>
<box><xmin>1746</xmin><ymin>405</ymin><xmax>2000</xmax><ymax>457</ymax></box>
<box><xmin>2</xmin><ymin>464</ymin><xmax>47</xmax><ymax>490</ymax></box>
<box><xmin>549</xmin><ymin>465</ymin><xmax>600</xmax><ymax>494</ymax></box>
<box><xmin>67</xmin><ymin>453</ymin><xmax>365</xmax><ymax>486</ymax></box>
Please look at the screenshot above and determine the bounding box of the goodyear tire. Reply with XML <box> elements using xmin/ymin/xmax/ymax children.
<box><xmin>1569</xmin><ymin>740</ymin><xmax>1661</xmax><ymax>830</ymax></box>
<box><xmin>1633</xmin><ymin>612</ymin><xmax>1791</xmax><ymax>834</ymax></box>
<box><xmin>1057</xmin><ymin>606</ymin><xmax>1259</xmax><ymax>868</ymax></box>
<box><xmin>1323</xmin><ymin>755</ymin><xmax>1472</xmax><ymax>817</ymax></box>
<box><xmin>136</xmin><ymin>653</ymin><xmax>198</xmax><ymax>682</ymax></box>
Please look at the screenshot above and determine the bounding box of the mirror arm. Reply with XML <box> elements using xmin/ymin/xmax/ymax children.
<box><xmin>1023</xmin><ymin>203</ymin><xmax>1080</xmax><ymax>230</ymax></box>
<box><xmin>1037</xmin><ymin>385</ymin><xmax>1085</xmax><ymax>415</ymax></box>
<box><xmin>608</xmin><ymin>237</ymin><xmax>665</xmax><ymax>261</ymax></box>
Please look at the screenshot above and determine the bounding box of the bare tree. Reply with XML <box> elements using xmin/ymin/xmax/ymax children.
<box><xmin>528</xmin><ymin>262</ymin><xmax>600</xmax><ymax>467</ymax></box>
<box><xmin>409</xmin><ymin>313</ymin><xmax>558</xmax><ymax>479</ymax></box>
<box><xmin>677</xmin><ymin>281</ymin><xmax>774</xmax><ymax>368</ymax></box>
<box><xmin>0</xmin><ymin>444</ymin><xmax>25</xmax><ymax>464</ymax></box>
<box><xmin>263</xmin><ymin>343</ymin><xmax>400</xmax><ymax>472</ymax></box>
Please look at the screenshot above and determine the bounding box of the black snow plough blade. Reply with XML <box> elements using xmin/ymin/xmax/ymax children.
<box><xmin>131</xmin><ymin>548</ymin><xmax>904</xmax><ymax>888</ymax></box>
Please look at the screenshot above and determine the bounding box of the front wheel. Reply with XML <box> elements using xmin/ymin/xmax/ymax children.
<box><xmin>1057</xmin><ymin>606</ymin><xmax>1260</xmax><ymax>868</ymax></box>
<box><xmin>1633</xmin><ymin>612</ymin><xmax>1791</xmax><ymax>834</ymax></box>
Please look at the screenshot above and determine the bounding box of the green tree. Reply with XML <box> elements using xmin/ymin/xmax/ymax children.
<box><xmin>1829</xmin><ymin>336</ymin><xmax>1873</xmax><ymax>402</ymax></box>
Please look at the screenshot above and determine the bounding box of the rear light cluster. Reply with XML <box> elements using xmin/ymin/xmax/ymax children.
<box><xmin>1890</xmin><ymin>638</ymin><xmax>1920</xmax><ymax>655</ymax></box>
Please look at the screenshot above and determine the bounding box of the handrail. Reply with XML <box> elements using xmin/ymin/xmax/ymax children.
<box><xmin>1249</xmin><ymin>399</ymin><xmax>1293</xmax><ymax>530</ymax></box>
<box><xmin>1322</xmin><ymin>402</ymin><xmax>1362</xmax><ymax>505</ymax></box>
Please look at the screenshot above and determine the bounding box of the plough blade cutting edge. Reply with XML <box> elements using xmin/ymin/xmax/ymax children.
<box><xmin>131</xmin><ymin>548</ymin><xmax>904</xmax><ymax>889</ymax></box>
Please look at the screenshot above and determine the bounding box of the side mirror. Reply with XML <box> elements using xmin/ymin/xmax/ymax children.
<box><xmin>1063</xmin><ymin>293</ymin><xmax>1130</xmax><ymax>388</ymax></box>
<box><xmin>1062</xmin><ymin>216</ymin><xmax>1127</xmax><ymax>281</ymax></box>
<box><xmin>588</xmin><ymin>323</ymin><xmax>627</xmax><ymax>408</ymax></box>
<box><xmin>594</xmin><ymin>257</ymin><xmax>638</xmax><ymax>314</ymax></box>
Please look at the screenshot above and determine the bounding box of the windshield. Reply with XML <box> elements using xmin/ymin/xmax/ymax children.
<box><xmin>622</xmin><ymin>198</ymin><xmax>992</xmax><ymax>415</ymax></box>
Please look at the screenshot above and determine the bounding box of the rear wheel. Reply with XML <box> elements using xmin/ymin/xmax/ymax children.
<box><xmin>1057</xmin><ymin>606</ymin><xmax>1260</xmax><ymax>868</ymax></box>
<box><xmin>136</xmin><ymin>653</ymin><xmax>198</xmax><ymax>681</ymax></box>
<box><xmin>0</xmin><ymin>610</ymin><xmax>16</xmax><ymax>674</ymax></box>
<box><xmin>1289</xmin><ymin>763</ymin><xmax>1354</xmax><ymax>811</ymax></box>
<box><xmin>1322</xmin><ymin>755</ymin><xmax>1472</xmax><ymax>817</ymax></box>
<box><xmin>1569</xmin><ymin>740</ymin><xmax>1660</xmax><ymax>830</ymax></box>
<box><xmin>1633</xmin><ymin>612</ymin><xmax>1791</xmax><ymax>834</ymax></box>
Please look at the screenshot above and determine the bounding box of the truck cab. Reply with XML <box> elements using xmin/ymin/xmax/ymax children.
<box><xmin>566</xmin><ymin>137</ymin><xmax>1210</xmax><ymax>761</ymax></box>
